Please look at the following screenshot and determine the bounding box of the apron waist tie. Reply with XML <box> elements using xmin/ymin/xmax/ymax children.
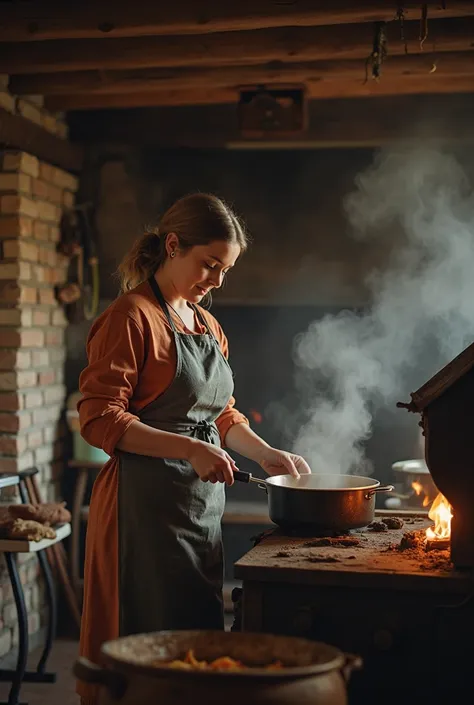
<box><xmin>141</xmin><ymin>419</ymin><xmax>217</xmax><ymax>444</ymax></box>
<box><xmin>193</xmin><ymin>420</ymin><xmax>214</xmax><ymax>443</ymax></box>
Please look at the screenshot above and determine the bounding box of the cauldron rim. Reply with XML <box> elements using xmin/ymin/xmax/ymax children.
<box><xmin>100</xmin><ymin>629</ymin><xmax>347</xmax><ymax>680</ymax></box>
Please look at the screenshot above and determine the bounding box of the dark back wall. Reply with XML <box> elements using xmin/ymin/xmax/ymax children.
<box><xmin>67</xmin><ymin>147</ymin><xmax>423</xmax><ymax>494</ymax></box>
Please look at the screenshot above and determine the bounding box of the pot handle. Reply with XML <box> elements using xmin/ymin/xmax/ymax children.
<box><xmin>73</xmin><ymin>657</ymin><xmax>128</xmax><ymax>700</ymax></box>
<box><xmin>233</xmin><ymin>470</ymin><xmax>267</xmax><ymax>490</ymax></box>
<box><xmin>341</xmin><ymin>652</ymin><xmax>363</xmax><ymax>683</ymax></box>
<box><xmin>365</xmin><ymin>484</ymin><xmax>394</xmax><ymax>499</ymax></box>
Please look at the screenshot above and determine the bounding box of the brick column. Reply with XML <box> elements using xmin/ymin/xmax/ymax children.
<box><xmin>0</xmin><ymin>150</ymin><xmax>78</xmax><ymax>657</ymax></box>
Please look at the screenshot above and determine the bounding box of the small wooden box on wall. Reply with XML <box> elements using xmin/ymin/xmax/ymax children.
<box><xmin>237</xmin><ymin>84</ymin><xmax>308</xmax><ymax>138</ymax></box>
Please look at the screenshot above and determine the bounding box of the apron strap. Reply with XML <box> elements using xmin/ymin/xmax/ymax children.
<box><xmin>148</xmin><ymin>275</ymin><xmax>214</xmax><ymax>338</ymax></box>
<box><xmin>148</xmin><ymin>275</ymin><xmax>176</xmax><ymax>331</ymax></box>
<box><xmin>192</xmin><ymin>304</ymin><xmax>215</xmax><ymax>338</ymax></box>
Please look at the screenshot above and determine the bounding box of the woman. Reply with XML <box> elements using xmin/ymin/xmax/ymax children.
<box><xmin>77</xmin><ymin>193</ymin><xmax>311</xmax><ymax>704</ymax></box>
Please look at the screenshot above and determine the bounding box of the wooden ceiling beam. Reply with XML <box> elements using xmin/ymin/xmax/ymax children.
<box><xmin>0</xmin><ymin>107</ymin><xmax>83</xmax><ymax>173</ymax></box>
<box><xmin>11</xmin><ymin>52</ymin><xmax>474</xmax><ymax>96</ymax></box>
<box><xmin>46</xmin><ymin>89</ymin><xmax>239</xmax><ymax>111</ymax></box>
<box><xmin>1</xmin><ymin>1</ymin><xmax>473</xmax><ymax>42</ymax></box>
<box><xmin>44</xmin><ymin>72</ymin><xmax>474</xmax><ymax>112</ymax></box>
<box><xmin>66</xmin><ymin>94</ymin><xmax>474</xmax><ymax>148</ymax></box>
<box><xmin>2</xmin><ymin>17</ymin><xmax>474</xmax><ymax>74</ymax></box>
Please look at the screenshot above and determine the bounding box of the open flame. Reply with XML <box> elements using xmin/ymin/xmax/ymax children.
<box><xmin>426</xmin><ymin>492</ymin><xmax>453</xmax><ymax>540</ymax></box>
<box><xmin>411</xmin><ymin>480</ymin><xmax>431</xmax><ymax>507</ymax></box>
<box><xmin>412</xmin><ymin>480</ymin><xmax>423</xmax><ymax>495</ymax></box>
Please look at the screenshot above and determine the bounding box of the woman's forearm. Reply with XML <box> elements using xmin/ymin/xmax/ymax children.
<box><xmin>115</xmin><ymin>420</ymin><xmax>197</xmax><ymax>459</ymax></box>
<box><xmin>223</xmin><ymin>423</ymin><xmax>271</xmax><ymax>463</ymax></box>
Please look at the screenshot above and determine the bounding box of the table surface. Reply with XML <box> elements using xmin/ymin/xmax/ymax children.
<box><xmin>0</xmin><ymin>522</ymin><xmax>71</xmax><ymax>553</ymax></box>
<box><xmin>234</xmin><ymin>515</ymin><xmax>474</xmax><ymax>592</ymax></box>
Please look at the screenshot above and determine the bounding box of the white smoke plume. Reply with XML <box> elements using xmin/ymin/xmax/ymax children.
<box><xmin>292</xmin><ymin>147</ymin><xmax>474</xmax><ymax>475</ymax></box>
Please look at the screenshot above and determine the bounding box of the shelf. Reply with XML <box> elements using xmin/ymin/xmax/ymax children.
<box><xmin>223</xmin><ymin>501</ymin><xmax>272</xmax><ymax>525</ymax></box>
<box><xmin>0</xmin><ymin>523</ymin><xmax>71</xmax><ymax>553</ymax></box>
<box><xmin>0</xmin><ymin>475</ymin><xmax>20</xmax><ymax>490</ymax></box>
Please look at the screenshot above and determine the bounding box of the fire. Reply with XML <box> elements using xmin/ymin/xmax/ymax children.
<box><xmin>412</xmin><ymin>480</ymin><xmax>423</xmax><ymax>495</ymax></box>
<box><xmin>411</xmin><ymin>480</ymin><xmax>431</xmax><ymax>506</ymax></box>
<box><xmin>426</xmin><ymin>492</ymin><xmax>453</xmax><ymax>540</ymax></box>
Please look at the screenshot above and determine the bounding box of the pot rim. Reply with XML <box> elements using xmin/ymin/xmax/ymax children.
<box><xmin>265</xmin><ymin>474</ymin><xmax>381</xmax><ymax>492</ymax></box>
<box><xmin>100</xmin><ymin>630</ymin><xmax>346</xmax><ymax>680</ymax></box>
<box><xmin>392</xmin><ymin>459</ymin><xmax>430</xmax><ymax>475</ymax></box>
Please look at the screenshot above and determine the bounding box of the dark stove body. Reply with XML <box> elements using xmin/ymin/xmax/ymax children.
<box><xmin>234</xmin><ymin>514</ymin><xmax>474</xmax><ymax>705</ymax></box>
<box><xmin>398</xmin><ymin>340</ymin><xmax>474</xmax><ymax>569</ymax></box>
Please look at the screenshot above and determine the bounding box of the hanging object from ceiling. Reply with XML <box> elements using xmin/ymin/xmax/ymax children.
<box><xmin>396</xmin><ymin>4</ymin><xmax>408</xmax><ymax>54</ymax></box>
<box><xmin>419</xmin><ymin>3</ymin><xmax>429</xmax><ymax>50</ymax></box>
<box><xmin>365</xmin><ymin>21</ymin><xmax>388</xmax><ymax>82</ymax></box>
<box><xmin>237</xmin><ymin>84</ymin><xmax>307</xmax><ymax>139</ymax></box>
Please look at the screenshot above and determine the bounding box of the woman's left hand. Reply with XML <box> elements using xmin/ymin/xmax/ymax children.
<box><xmin>258</xmin><ymin>447</ymin><xmax>311</xmax><ymax>479</ymax></box>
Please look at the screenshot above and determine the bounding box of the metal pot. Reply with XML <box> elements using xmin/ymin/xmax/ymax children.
<box><xmin>74</xmin><ymin>630</ymin><xmax>361</xmax><ymax>705</ymax></box>
<box><xmin>234</xmin><ymin>471</ymin><xmax>394</xmax><ymax>531</ymax></box>
<box><xmin>391</xmin><ymin>459</ymin><xmax>438</xmax><ymax>507</ymax></box>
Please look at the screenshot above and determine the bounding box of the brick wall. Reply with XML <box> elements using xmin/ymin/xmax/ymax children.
<box><xmin>0</xmin><ymin>149</ymin><xmax>78</xmax><ymax>658</ymax></box>
<box><xmin>0</xmin><ymin>76</ymin><xmax>68</xmax><ymax>140</ymax></box>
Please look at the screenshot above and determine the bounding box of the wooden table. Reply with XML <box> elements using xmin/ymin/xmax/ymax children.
<box><xmin>234</xmin><ymin>512</ymin><xmax>474</xmax><ymax>703</ymax></box>
<box><xmin>0</xmin><ymin>475</ymin><xmax>71</xmax><ymax>705</ymax></box>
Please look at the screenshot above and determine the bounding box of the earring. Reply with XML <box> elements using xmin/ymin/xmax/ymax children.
<box><xmin>170</xmin><ymin>251</ymin><xmax>176</xmax><ymax>258</ymax></box>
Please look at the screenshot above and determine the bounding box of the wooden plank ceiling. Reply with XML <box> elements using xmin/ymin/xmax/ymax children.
<box><xmin>1</xmin><ymin>1</ymin><xmax>474</xmax><ymax>149</ymax></box>
<box><xmin>1</xmin><ymin>0</ymin><xmax>474</xmax><ymax>111</ymax></box>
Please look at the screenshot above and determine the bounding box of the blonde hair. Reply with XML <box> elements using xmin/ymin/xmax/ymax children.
<box><xmin>117</xmin><ymin>193</ymin><xmax>248</xmax><ymax>292</ymax></box>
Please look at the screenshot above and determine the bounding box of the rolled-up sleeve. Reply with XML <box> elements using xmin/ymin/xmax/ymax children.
<box><xmin>213</xmin><ymin>326</ymin><xmax>249</xmax><ymax>445</ymax></box>
<box><xmin>77</xmin><ymin>312</ymin><xmax>145</xmax><ymax>456</ymax></box>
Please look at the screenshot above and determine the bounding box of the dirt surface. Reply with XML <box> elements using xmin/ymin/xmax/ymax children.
<box><xmin>387</xmin><ymin>528</ymin><xmax>452</xmax><ymax>571</ymax></box>
<box><xmin>235</xmin><ymin>514</ymin><xmax>466</xmax><ymax>588</ymax></box>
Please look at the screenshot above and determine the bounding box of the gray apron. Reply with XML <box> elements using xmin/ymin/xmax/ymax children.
<box><xmin>116</xmin><ymin>276</ymin><xmax>234</xmax><ymax>635</ymax></box>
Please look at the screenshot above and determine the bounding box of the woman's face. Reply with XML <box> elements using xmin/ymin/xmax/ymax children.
<box><xmin>169</xmin><ymin>238</ymin><xmax>241</xmax><ymax>303</ymax></box>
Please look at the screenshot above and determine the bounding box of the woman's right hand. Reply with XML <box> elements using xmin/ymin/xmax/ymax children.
<box><xmin>186</xmin><ymin>439</ymin><xmax>237</xmax><ymax>485</ymax></box>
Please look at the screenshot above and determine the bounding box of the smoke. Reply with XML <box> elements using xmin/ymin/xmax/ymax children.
<box><xmin>292</xmin><ymin>146</ymin><xmax>474</xmax><ymax>475</ymax></box>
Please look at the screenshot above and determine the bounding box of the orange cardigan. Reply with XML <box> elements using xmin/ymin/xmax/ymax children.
<box><xmin>78</xmin><ymin>280</ymin><xmax>248</xmax><ymax>454</ymax></box>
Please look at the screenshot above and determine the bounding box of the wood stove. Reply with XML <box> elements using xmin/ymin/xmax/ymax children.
<box><xmin>397</xmin><ymin>340</ymin><xmax>474</xmax><ymax>570</ymax></box>
<box><xmin>234</xmin><ymin>345</ymin><xmax>474</xmax><ymax>704</ymax></box>
<box><xmin>234</xmin><ymin>515</ymin><xmax>473</xmax><ymax>703</ymax></box>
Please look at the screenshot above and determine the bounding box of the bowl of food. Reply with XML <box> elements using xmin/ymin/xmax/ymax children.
<box><xmin>74</xmin><ymin>630</ymin><xmax>361</xmax><ymax>705</ymax></box>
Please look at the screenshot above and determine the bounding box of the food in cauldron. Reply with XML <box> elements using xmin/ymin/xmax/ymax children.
<box><xmin>154</xmin><ymin>648</ymin><xmax>284</xmax><ymax>671</ymax></box>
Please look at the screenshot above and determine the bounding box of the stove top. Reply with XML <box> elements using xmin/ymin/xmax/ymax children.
<box><xmin>236</xmin><ymin>511</ymin><xmax>472</xmax><ymax>592</ymax></box>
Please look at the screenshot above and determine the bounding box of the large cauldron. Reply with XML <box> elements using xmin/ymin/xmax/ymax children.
<box><xmin>74</xmin><ymin>630</ymin><xmax>362</xmax><ymax>705</ymax></box>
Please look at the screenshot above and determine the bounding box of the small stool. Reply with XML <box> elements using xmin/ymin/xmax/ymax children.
<box><xmin>0</xmin><ymin>474</ymin><xmax>71</xmax><ymax>705</ymax></box>
<box><xmin>1</xmin><ymin>468</ymin><xmax>81</xmax><ymax>630</ymax></box>
<box><xmin>67</xmin><ymin>460</ymin><xmax>102</xmax><ymax>600</ymax></box>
